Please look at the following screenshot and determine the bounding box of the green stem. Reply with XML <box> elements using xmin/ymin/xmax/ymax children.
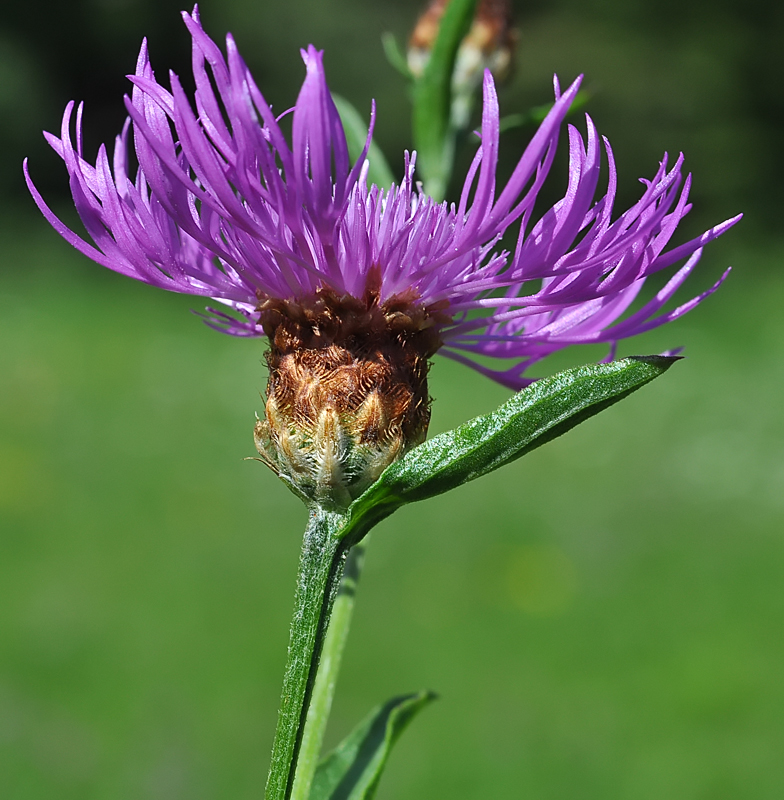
<box><xmin>411</xmin><ymin>0</ymin><xmax>477</xmax><ymax>201</ymax></box>
<box><xmin>265</xmin><ymin>507</ymin><xmax>349</xmax><ymax>800</ymax></box>
<box><xmin>290</xmin><ymin>540</ymin><xmax>367</xmax><ymax>800</ymax></box>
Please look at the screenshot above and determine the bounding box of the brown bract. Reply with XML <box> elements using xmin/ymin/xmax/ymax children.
<box><xmin>254</xmin><ymin>280</ymin><xmax>451</xmax><ymax>510</ymax></box>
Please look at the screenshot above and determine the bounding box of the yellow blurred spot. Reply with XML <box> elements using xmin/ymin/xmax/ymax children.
<box><xmin>505</xmin><ymin>544</ymin><xmax>577</xmax><ymax>616</ymax></box>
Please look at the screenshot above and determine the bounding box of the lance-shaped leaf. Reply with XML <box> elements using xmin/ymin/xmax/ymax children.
<box><xmin>309</xmin><ymin>691</ymin><xmax>436</xmax><ymax>800</ymax></box>
<box><xmin>341</xmin><ymin>356</ymin><xmax>679</xmax><ymax>542</ymax></box>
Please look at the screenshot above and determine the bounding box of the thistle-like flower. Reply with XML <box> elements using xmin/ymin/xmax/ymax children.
<box><xmin>25</xmin><ymin>9</ymin><xmax>739</xmax><ymax>509</ymax></box>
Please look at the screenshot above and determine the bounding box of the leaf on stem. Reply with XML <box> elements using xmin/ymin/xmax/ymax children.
<box><xmin>309</xmin><ymin>690</ymin><xmax>436</xmax><ymax>800</ymax></box>
<box><xmin>341</xmin><ymin>356</ymin><xmax>679</xmax><ymax>541</ymax></box>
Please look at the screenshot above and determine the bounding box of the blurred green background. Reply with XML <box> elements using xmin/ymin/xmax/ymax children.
<box><xmin>1</xmin><ymin>0</ymin><xmax>783</xmax><ymax>798</ymax></box>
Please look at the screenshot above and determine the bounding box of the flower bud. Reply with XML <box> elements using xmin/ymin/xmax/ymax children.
<box><xmin>408</xmin><ymin>0</ymin><xmax>517</xmax><ymax>128</ymax></box>
<box><xmin>254</xmin><ymin>284</ymin><xmax>448</xmax><ymax>511</ymax></box>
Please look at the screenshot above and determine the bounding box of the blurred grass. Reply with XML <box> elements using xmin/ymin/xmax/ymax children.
<box><xmin>1</xmin><ymin>220</ymin><xmax>782</xmax><ymax>799</ymax></box>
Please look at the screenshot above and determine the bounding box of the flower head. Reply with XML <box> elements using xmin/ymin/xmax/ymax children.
<box><xmin>25</xmin><ymin>8</ymin><xmax>739</xmax><ymax>508</ymax></box>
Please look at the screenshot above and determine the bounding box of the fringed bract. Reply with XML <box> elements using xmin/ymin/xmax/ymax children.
<box><xmin>255</xmin><ymin>280</ymin><xmax>449</xmax><ymax>510</ymax></box>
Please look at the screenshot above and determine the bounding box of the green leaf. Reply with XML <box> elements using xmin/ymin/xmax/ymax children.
<box><xmin>380</xmin><ymin>32</ymin><xmax>413</xmax><ymax>80</ymax></box>
<box><xmin>332</xmin><ymin>95</ymin><xmax>396</xmax><ymax>192</ymax></box>
<box><xmin>310</xmin><ymin>691</ymin><xmax>436</xmax><ymax>800</ymax></box>
<box><xmin>341</xmin><ymin>356</ymin><xmax>679</xmax><ymax>542</ymax></box>
<box><xmin>411</xmin><ymin>0</ymin><xmax>478</xmax><ymax>200</ymax></box>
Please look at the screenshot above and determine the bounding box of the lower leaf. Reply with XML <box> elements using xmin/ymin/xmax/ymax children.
<box><xmin>309</xmin><ymin>690</ymin><xmax>436</xmax><ymax>800</ymax></box>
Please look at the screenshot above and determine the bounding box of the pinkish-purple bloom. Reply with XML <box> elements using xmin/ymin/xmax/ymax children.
<box><xmin>25</xmin><ymin>8</ymin><xmax>740</xmax><ymax>389</ymax></box>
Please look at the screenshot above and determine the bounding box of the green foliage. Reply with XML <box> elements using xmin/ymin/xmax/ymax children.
<box><xmin>265</xmin><ymin>352</ymin><xmax>676</xmax><ymax>799</ymax></box>
<box><xmin>342</xmin><ymin>357</ymin><xmax>678</xmax><ymax>544</ymax></box>
<box><xmin>274</xmin><ymin>357</ymin><xmax>676</xmax><ymax>799</ymax></box>
<box><xmin>380</xmin><ymin>32</ymin><xmax>412</xmax><ymax>80</ymax></box>
<box><xmin>310</xmin><ymin>691</ymin><xmax>436</xmax><ymax>800</ymax></box>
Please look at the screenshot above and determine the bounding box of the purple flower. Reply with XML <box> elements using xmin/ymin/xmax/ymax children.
<box><xmin>25</xmin><ymin>8</ymin><xmax>739</xmax><ymax>391</ymax></box>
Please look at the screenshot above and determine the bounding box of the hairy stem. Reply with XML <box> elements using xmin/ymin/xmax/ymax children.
<box><xmin>265</xmin><ymin>507</ymin><xmax>349</xmax><ymax>800</ymax></box>
<box><xmin>290</xmin><ymin>540</ymin><xmax>367</xmax><ymax>800</ymax></box>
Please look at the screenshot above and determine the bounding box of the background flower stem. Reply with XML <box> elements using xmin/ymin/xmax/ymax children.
<box><xmin>290</xmin><ymin>540</ymin><xmax>368</xmax><ymax>800</ymax></box>
<box><xmin>265</xmin><ymin>507</ymin><xmax>349</xmax><ymax>800</ymax></box>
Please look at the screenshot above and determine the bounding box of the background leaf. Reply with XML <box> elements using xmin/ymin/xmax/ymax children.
<box><xmin>380</xmin><ymin>32</ymin><xmax>412</xmax><ymax>80</ymax></box>
<box><xmin>310</xmin><ymin>691</ymin><xmax>436</xmax><ymax>800</ymax></box>
<box><xmin>332</xmin><ymin>94</ymin><xmax>396</xmax><ymax>191</ymax></box>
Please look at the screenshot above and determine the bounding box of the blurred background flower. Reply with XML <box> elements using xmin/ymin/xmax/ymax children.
<box><xmin>1</xmin><ymin>1</ymin><xmax>783</xmax><ymax>798</ymax></box>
